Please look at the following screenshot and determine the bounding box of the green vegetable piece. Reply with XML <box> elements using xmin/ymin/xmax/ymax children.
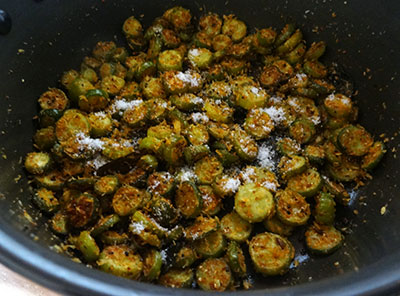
<box><xmin>39</xmin><ymin>109</ymin><xmax>63</xmax><ymax>128</ymax></box>
<box><xmin>276</xmin><ymin>189</ymin><xmax>311</xmax><ymax>226</ymax></box>
<box><xmin>184</xmin><ymin>145</ymin><xmax>210</xmax><ymax>165</ymax></box>
<box><xmin>222</xmin><ymin>15</ymin><xmax>247</xmax><ymax>42</ymax></box>
<box><xmin>249</xmin><ymin>232</ymin><xmax>294</xmax><ymax>276</ymax></box>
<box><xmin>143</xmin><ymin>249</ymin><xmax>163</xmax><ymax>281</ymax></box>
<box><xmin>141</xmin><ymin>76</ymin><xmax>166</xmax><ymax>100</ymax></box>
<box><xmin>199</xmin><ymin>13</ymin><xmax>222</xmax><ymax>37</ymax></box>
<box><xmin>324</xmin><ymin>93</ymin><xmax>353</xmax><ymax>118</ymax></box>
<box><xmin>287</xmin><ymin>168</ymin><xmax>322</xmax><ymax>197</ymax></box>
<box><xmin>235</xmin><ymin>183</ymin><xmax>275</xmax><ymax>223</ymax></box>
<box><xmin>234</xmin><ymin>84</ymin><xmax>268</xmax><ymax>110</ymax></box>
<box><xmin>25</xmin><ymin>152</ymin><xmax>52</xmax><ymax>175</ymax></box>
<box><xmin>112</xmin><ymin>186</ymin><xmax>144</xmax><ymax>216</ymax></box>
<box><xmin>91</xmin><ymin>214</ymin><xmax>120</xmax><ymax>237</ymax></box>
<box><xmin>184</xmin><ymin>216</ymin><xmax>219</xmax><ymax>241</ymax></box>
<box><xmin>163</xmin><ymin>6</ymin><xmax>192</xmax><ymax>31</ymax></box>
<box><xmin>314</xmin><ymin>192</ymin><xmax>336</xmax><ymax>225</ymax></box>
<box><xmin>277</xmin><ymin>137</ymin><xmax>301</xmax><ymax>156</ymax></box>
<box><xmin>276</xmin><ymin>29</ymin><xmax>303</xmax><ymax>55</ymax></box>
<box><xmin>147</xmin><ymin>171</ymin><xmax>175</xmax><ymax>197</ymax></box>
<box><xmin>158</xmin><ymin>50</ymin><xmax>183</xmax><ymax>71</ymax></box>
<box><xmin>305</xmin><ymin>224</ymin><xmax>343</xmax><ymax>255</ymax></box>
<box><xmin>188</xmin><ymin>48</ymin><xmax>213</xmax><ymax>69</ymax></box>
<box><xmin>203</xmin><ymin>99</ymin><xmax>234</xmax><ymax>123</ymax></box>
<box><xmin>303</xmin><ymin>60</ymin><xmax>327</xmax><ymax>78</ymax></box>
<box><xmin>285</xmin><ymin>43</ymin><xmax>306</xmax><ymax>65</ymax></box>
<box><xmin>33</xmin><ymin>187</ymin><xmax>59</xmax><ymax>214</ymax></box>
<box><xmin>263</xmin><ymin>215</ymin><xmax>294</xmax><ymax>237</ymax></box>
<box><xmin>34</xmin><ymin>170</ymin><xmax>65</xmax><ymax>191</ymax></box>
<box><xmin>337</xmin><ymin>125</ymin><xmax>374</xmax><ymax>156</ymax></box>
<box><xmin>199</xmin><ymin>185</ymin><xmax>222</xmax><ymax>215</ymax></box>
<box><xmin>275</xmin><ymin>23</ymin><xmax>296</xmax><ymax>46</ymax></box>
<box><xmin>226</xmin><ymin>241</ymin><xmax>246</xmax><ymax>278</ymax></box>
<box><xmin>244</xmin><ymin>108</ymin><xmax>274</xmax><ymax>139</ymax></box>
<box><xmin>362</xmin><ymin>141</ymin><xmax>386</xmax><ymax>170</ymax></box>
<box><xmin>289</xmin><ymin>118</ymin><xmax>316</xmax><ymax>144</ymax></box>
<box><xmin>304</xmin><ymin>145</ymin><xmax>325</xmax><ymax>165</ymax></box>
<box><xmin>50</xmin><ymin>212</ymin><xmax>69</xmax><ymax>235</ymax></box>
<box><xmin>98</xmin><ymin>245</ymin><xmax>143</xmax><ymax>279</ymax></box>
<box><xmin>278</xmin><ymin>155</ymin><xmax>307</xmax><ymax>179</ymax></box>
<box><xmin>68</xmin><ymin>78</ymin><xmax>95</xmax><ymax>104</ymax></box>
<box><xmin>194</xmin><ymin>155</ymin><xmax>223</xmax><ymax>185</ymax></box>
<box><xmin>74</xmin><ymin>231</ymin><xmax>100</xmax><ymax>263</ymax></box>
<box><xmin>65</xmin><ymin>193</ymin><xmax>99</xmax><ymax>228</ymax></box>
<box><xmin>327</xmin><ymin>160</ymin><xmax>361</xmax><ymax>182</ymax></box>
<box><xmin>92</xmin><ymin>41</ymin><xmax>117</xmax><ymax>61</ymax></box>
<box><xmin>122</xmin><ymin>16</ymin><xmax>143</xmax><ymax>39</ymax></box>
<box><xmin>231</xmin><ymin>126</ymin><xmax>258</xmax><ymax>161</ymax></box>
<box><xmin>257</xmin><ymin>28</ymin><xmax>277</xmax><ymax>46</ymax></box>
<box><xmin>55</xmin><ymin>109</ymin><xmax>90</xmax><ymax>142</ymax></box>
<box><xmin>101</xmin><ymin>75</ymin><xmax>126</xmax><ymax>96</ymax></box>
<box><xmin>195</xmin><ymin>230</ymin><xmax>226</xmax><ymax>258</ymax></box>
<box><xmin>175</xmin><ymin>181</ymin><xmax>202</xmax><ymax>219</ymax></box>
<box><xmin>61</xmin><ymin>70</ymin><xmax>79</xmax><ymax>90</ymax></box>
<box><xmin>196</xmin><ymin>258</ymin><xmax>232</xmax><ymax>291</ymax></box>
<box><xmin>221</xmin><ymin>211</ymin><xmax>253</xmax><ymax>243</ymax></box>
<box><xmin>38</xmin><ymin>88</ymin><xmax>69</xmax><ymax>111</ymax></box>
<box><xmin>174</xmin><ymin>246</ymin><xmax>199</xmax><ymax>268</ymax></box>
<box><xmin>305</xmin><ymin>41</ymin><xmax>326</xmax><ymax>61</ymax></box>
<box><xmin>100</xmin><ymin>231</ymin><xmax>129</xmax><ymax>245</ymax></box>
<box><xmin>88</xmin><ymin>112</ymin><xmax>113</xmax><ymax>138</ymax></box>
<box><xmin>159</xmin><ymin>268</ymin><xmax>193</xmax><ymax>288</ymax></box>
<box><xmin>151</xmin><ymin>197</ymin><xmax>178</xmax><ymax>227</ymax></box>
<box><xmin>79</xmin><ymin>89</ymin><xmax>109</xmax><ymax>112</ymax></box>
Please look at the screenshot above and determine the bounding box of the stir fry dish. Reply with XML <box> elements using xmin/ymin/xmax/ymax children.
<box><xmin>24</xmin><ymin>6</ymin><xmax>385</xmax><ymax>291</ymax></box>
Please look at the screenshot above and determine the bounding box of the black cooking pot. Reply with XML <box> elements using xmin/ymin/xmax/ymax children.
<box><xmin>0</xmin><ymin>0</ymin><xmax>399</xmax><ymax>295</ymax></box>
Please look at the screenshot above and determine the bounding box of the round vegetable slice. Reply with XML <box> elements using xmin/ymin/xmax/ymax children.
<box><xmin>33</xmin><ymin>188</ymin><xmax>59</xmax><ymax>214</ymax></box>
<box><xmin>112</xmin><ymin>186</ymin><xmax>144</xmax><ymax>217</ymax></box>
<box><xmin>221</xmin><ymin>211</ymin><xmax>252</xmax><ymax>243</ymax></box>
<box><xmin>275</xmin><ymin>189</ymin><xmax>310</xmax><ymax>226</ymax></box>
<box><xmin>235</xmin><ymin>183</ymin><xmax>274</xmax><ymax>223</ymax></box>
<box><xmin>55</xmin><ymin>109</ymin><xmax>90</xmax><ymax>141</ymax></box>
<box><xmin>249</xmin><ymin>232</ymin><xmax>294</xmax><ymax>276</ymax></box>
<box><xmin>305</xmin><ymin>223</ymin><xmax>343</xmax><ymax>255</ymax></box>
<box><xmin>287</xmin><ymin>168</ymin><xmax>322</xmax><ymax>197</ymax></box>
<box><xmin>196</xmin><ymin>258</ymin><xmax>232</xmax><ymax>291</ymax></box>
<box><xmin>25</xmin><ymin>152</ymin><xmax>52</xmax><ymax>175</ymax></box>
<box><xmin>194</xmin><ymin>230</ymin><xmax>226</xmax><ymax>258</ymax></box>
<box><xmin>98</xmin><ymin>245</ymin><xmax>143</xmax><ymax>279</ymax></box>
<box><xmin>74</xmin><ymin>231</ymin><xmax>100</xmax><ymax>263</ymax></box>
<box><xmin>65</xmin><ymin>193</ymin><xmax>99</xmax><ymax>228</ymax></box>
<box><xmin>194</xmin><ymin>155</ymin><xmax>223</xmax><ymax>185</ymax></box>
<box><xmin>263</xmin><ymin>215</ymin><xmax>294</xmax><ymax>237</ymax></box>
<box><xmin>337</xmin><ymin>124</ymin><xmax>373</xmax><ymax>156</ymax></box>
<box><xmin>184</xmin><ymin>216</ymin><xmax>219</xmax><ymax>241</ymax></box>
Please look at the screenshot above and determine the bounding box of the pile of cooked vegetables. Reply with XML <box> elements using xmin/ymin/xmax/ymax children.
<box><xmin>24</xmin><ymin>6</ymin><xmax>385</xmax><ymax>291</ymax></box>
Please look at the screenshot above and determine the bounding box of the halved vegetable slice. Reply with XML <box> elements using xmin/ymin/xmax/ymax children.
<box><xmin>361</xmin><ymin>141</ymin><xmax>386</xmax><ymax>170</ymax></box>
<box><xmin>73</xmin><ymin>231</ymin><xmax>100</xmax><ymax>263</ymax></box>
<box><xmin>226</xmin><ymin>241</ymin><xmax>246</xmax><ymax>278</ymax></box>
<box><xmin>159</xmin><ymin>268</ymin><xmax>194</xmax><ymax>288</ymax></box>
<box><xmin>314</xmin><ymin>192</ymin><xmax>336</xmax><ymax>225</ymax></box>
<box><xmin>33</xmin><ymin>188</ymin><xmax>59</xmax><ymax>214</ymax></box>
<box><xmin>143</xmin><ymin>249</ymin><xmax>163</xmax><ymax>281</ymax></box>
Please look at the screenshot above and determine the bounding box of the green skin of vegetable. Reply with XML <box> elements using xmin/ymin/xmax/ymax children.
<box><xmin>226</xmin><ymin>241</ymin><xmax>246</xmax><ymax>277</ymax></box>
<box><xmin>74</xmin><ymin>231</ymin><xmax>100</xmax><ymax>263</ymax></box>
<box><xmin>143</xmin><ymin>249</ymin><xmax>163</xmax><ymax>281</ymax></box>
<box><xmin>314</xmin><ymin>192</ymin><xmax>336</xmax><ymax>225</ymax></box>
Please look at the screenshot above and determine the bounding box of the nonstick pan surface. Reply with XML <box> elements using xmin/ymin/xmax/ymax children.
<box><xmin>0</xmin><ymin>0</ymin><xmax>399</xmax><ymax>295</ymax></box>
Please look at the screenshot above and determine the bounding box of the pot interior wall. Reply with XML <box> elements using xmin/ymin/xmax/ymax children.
<box><xmin>0</xmin><ymin>0</ymin><xmax>399</xmax><ymax>294</ymax></box>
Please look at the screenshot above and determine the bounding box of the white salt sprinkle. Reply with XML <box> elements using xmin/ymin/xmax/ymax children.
<box><xmin>261</xmin><ymin>106</ymin><xmax>286</xmax><ymax>124</ymax></box>
<box><xmin>257</xmin><ymin>143</ymin><xmax>276</xmax><ymax>169</ymax></box>
<box><xmin>191</xmin><ymin>112</ymin><xmax>209</xmax><ymax>123</ymax></box>
<box><xmin>176</xmin><ymin>71</ymin><xmax>200</xmax><ymax>87</ymax></box>
<box><xmin>222</xmin><ymin>177</ymin><xmax>241</xmax><ymax>193</ymax></box>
